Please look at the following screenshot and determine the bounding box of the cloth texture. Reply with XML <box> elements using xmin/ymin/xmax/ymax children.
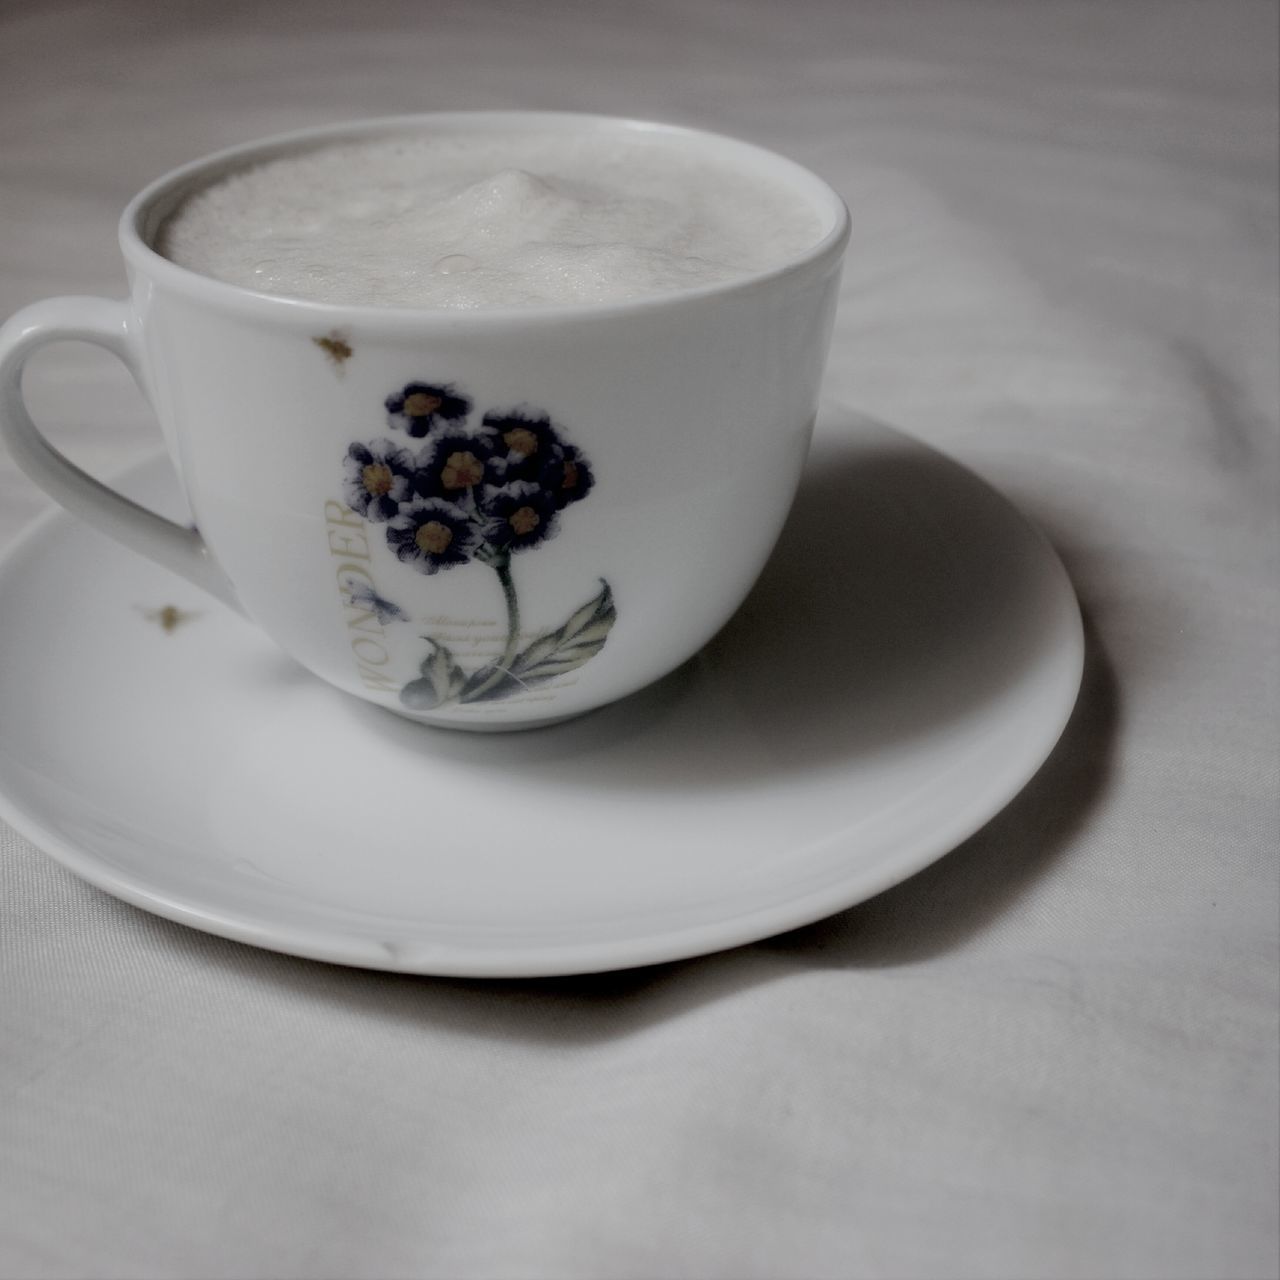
<box><xmin>1</xmin><ymin>3</ymin><xmax>1277</xmax><ymax>1278</ymax></box>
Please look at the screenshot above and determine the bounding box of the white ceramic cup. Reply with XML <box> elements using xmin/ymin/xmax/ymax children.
<box><xmin>0</xmin><ymin>113</ymin><xmax>849</xmax><ymax>729</ymax></box>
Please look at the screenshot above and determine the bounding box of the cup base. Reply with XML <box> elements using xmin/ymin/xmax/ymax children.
<box><xmin>394</xmin><ymin>705</ymin><xmax>593</xmax><ymax>734</ymax></box>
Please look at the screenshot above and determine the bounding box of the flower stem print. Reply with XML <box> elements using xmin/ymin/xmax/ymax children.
<box><xmin>462</xmin><ymin>577</ymin><xmax>616</xmax><ymax>704</ymax></box>
<box><xmin>342</xmin><ymin>382</ymin><xmax>614</xmax><ymax>711</ymax></box>
<box><xmin>459</xmin><ymin>552</ymin><xmax>520</xmax><ymax>703</ymax></box>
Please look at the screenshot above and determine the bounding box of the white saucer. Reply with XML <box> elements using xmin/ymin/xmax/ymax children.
<box><xmin>0</xmin><ymin>407</ymin><xmax>1082</xmax><ymax>977</ymax></box>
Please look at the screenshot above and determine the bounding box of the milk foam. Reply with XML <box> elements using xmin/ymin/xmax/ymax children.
<box><xmin>156</xmin><ymin>131</ymin><xmax>825</xmax><ymax>309</ymax></box>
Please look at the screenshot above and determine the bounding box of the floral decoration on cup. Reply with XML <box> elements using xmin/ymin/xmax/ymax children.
<box><xmin>341</xmin><ymin>382</ymin><xmax>615</xmax><ymax>710</ymax></box>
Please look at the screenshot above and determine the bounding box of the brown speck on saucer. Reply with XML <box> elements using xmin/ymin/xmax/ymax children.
<box><xmin>138</xmin><ymin>604</ymin><xmax>199</xmax><ymax>633</ymax></box>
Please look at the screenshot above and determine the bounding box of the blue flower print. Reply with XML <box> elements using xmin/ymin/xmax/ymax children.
<box><xmin>482</xmin><ymin>409</ymin><xmax>564</xmax><ymax>483</ymax></box>
<box><xmin>386</xmin><ymin>497</ymin><xmax>479</xmax><ymax>574</ymax></box>
<box><xmin>480</xmin><ymin>480</ymin><xmax>560</xmax><ymax>554</ymax></box>
<box><xmin>413</xmin><ymin>430</ymin><xmax>495</xmax><ymax>501</ymax></box>
<box><xmin>540</xmin><ymin>442</ymin><xmax>595</xmax><ymax>510</ymax></box>
<box><xmin>385</xmin><ymin>382</ymin><xmax>471</xmax><ymax>438</ymax></box>
<box><xmin>343</xmin><ymin>440</ymin><xmax>414</xmax><ymax>522</ymax></box>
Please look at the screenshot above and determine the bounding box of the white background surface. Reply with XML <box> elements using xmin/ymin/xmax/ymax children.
<box><xmin>1</xmin><ymin>3</ymin><xmax>1276</xmax><ymax>1278</ymax></box>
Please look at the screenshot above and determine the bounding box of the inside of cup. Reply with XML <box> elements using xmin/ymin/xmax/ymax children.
<box><xmin>128</xmin><ymin>112</ymin><xmax>849</xmax><ymax>314</ymax></box>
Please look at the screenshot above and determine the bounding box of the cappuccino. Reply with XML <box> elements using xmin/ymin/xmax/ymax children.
<box><xmin>156</xmin><ymin>128</ymin><xmax>825</xmax><ymax>309</ymax></box>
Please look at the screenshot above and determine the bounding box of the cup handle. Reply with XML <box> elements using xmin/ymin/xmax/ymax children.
<box><xmin>0</xmin><ymin>296</ymin><xmax>240</xmax><ymax>611</ymax></box>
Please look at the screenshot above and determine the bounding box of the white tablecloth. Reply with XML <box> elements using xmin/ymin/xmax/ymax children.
<box><xmin>2</xmin><ymin>3</ymin><xmax>1276</xmax><ymax>1277</ymax></box>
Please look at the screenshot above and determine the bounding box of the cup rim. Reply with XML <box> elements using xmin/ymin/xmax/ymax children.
<box><xmin>120</xmin><ymin>110</ymin><xmax>851</xmax><ymax>325</ymax></box>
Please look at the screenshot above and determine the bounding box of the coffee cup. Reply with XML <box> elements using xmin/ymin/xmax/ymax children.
<box><xmin>0</xmin><ymin>112</ymin><xmax>848</xmax><ymax>729</ymax></box>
